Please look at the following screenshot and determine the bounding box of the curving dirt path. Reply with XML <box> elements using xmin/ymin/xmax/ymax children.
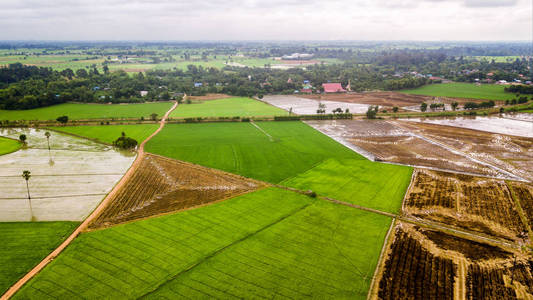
<box><xmin>1</xmin><ymin>101</ymin><xmax>178</xmax><ymax>300</ymax></box>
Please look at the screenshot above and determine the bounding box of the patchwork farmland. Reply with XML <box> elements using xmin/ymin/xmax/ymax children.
<box><xmin>1</xmin><ymin>94</ymin><xmax>532</xmax><ymax>300</ymax></box>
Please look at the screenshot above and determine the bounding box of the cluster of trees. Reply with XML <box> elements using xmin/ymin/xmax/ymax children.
<box><xmin>505</xmin><ymin>85</ymin><xmax>533</xmax><ymax>94</ymax></box>
<box><xmin>113</xmin><ymin>132</ymin><xmax>138</xmax><ymax>149</ymax></box>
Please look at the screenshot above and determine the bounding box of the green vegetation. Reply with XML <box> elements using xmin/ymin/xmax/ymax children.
<box><xmin>145</xmin><ymin>122</ymin><xmax>362</xmax><ymax>183</ymax></box>
<box><xmin>51</xmin><ymin>124</ymin><xmax>158</xmax><ymax>144</ymax></box>
<box><xmin>282</xmin><ymin>159</ymin><xmax>413</xmax><ymax>214</ymax></box>
<box><xmin>400</xmin><ymin>83</ymin><xmax>509</xmax><ymax>100</ymax></box>
<box><xmin>0</xmin><ymin>222</ymin><xmax>79</xmax><ymax>294</ymax></box>
<box><xmin>0</xmin><ymin>102</ymin><xmax>173</xmax><ymax>121</ymax></box>
<box><xmin>15</xmin><ymin>188</ymin><xmax>391</xmax><ymax>299</ymax></box>
<box><xmin>171</xmin><ymin>97</ymin><xmax>287</xmax><ymax>118</ymax></box>
<box><xmin>0</xmin><ymin>136</ymin><xmax>22</xmax><ymax>156</ymax></box>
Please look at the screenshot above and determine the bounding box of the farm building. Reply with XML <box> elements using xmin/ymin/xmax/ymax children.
<box><xmin>140</xmin><ymin>91</ymin><xmax>148</xmax><ymax>97</ymax></box>
<box><xmin>322</xmin><ymin>83</ymin><xmax>346</xmax><ymax>93</ymax></box>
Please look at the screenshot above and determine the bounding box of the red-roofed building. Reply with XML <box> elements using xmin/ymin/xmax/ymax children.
<box><xmin>322</xmin><ymin>83</ymin><xmax>346</xmax><ymax>93</ymax></box>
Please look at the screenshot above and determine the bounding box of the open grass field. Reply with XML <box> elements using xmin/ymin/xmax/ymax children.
<box><xmin>15</xmin><ymin>188</ymin><xmax>391</xmax><ymax>299</ymax></box>
<box><xmin>400</xmin><ymin>83</ymin><xmax>510</xmax><ymax>100</ymax></box>
<box><xmin>171</xmin><ymin>97</ymin><xmax>288</xmax><ymax>118</ymax></box>
<box><xmin>0</xmin><ymin>136</ymin><xmax>21</xmax><ymax>156</ymax></box>
<box><xmin>282</xmin><ymin>159</ymin><xmax>412</xmax><ymax>214</ymax></box>
<box><xmin>145</xmin><ymin>121</ymin><xmax>362</xmax><ymax>183</ymax></box>
<box><xmin>0</xmin><ymin>102</ymin><xmax>173</xmax><ymax>121</ymax></box>
<box><xmin>51</xmin><ymin>124</ymin><xmax>159</xmax><ymax>145</ymax></box>
<box><xmin>0</xmin><ymin>221</ymin><xmax>79</xmax><ymax>295</ymax></box>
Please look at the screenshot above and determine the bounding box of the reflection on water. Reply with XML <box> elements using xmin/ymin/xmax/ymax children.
<box><xmin>401</xmin><ymin>115</ymin><xmax>533</xmax><ymax>138</ymax></box>
<box><xmin>0</xmin><ymin>128</ymin><xmax>136</xmax><ymax>221</ymax></box>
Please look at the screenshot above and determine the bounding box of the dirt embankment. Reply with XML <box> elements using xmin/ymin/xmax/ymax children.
<box><xmin>187</xmin><ymin>94</ymin><xmax>232</xmax><ymax>101</ymax></box>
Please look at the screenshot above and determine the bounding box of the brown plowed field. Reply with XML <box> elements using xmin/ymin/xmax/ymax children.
<box><xmin>509</xmin><ymin>183</ymin><xmax>533</xmax><ymax>229</ymax></box>
<box><xmin>398</xmin><ymin>121</ymin><xmax>533</xmax><ymax>181</ymax></box>
<box><xmin>187</xmin><ymin>93</ymin><xmax>232</xmax><ymax>101</ymax></box>
<box><xmin>377</xmin><ymin>227</ymin><xmax>457</xmax><ymax>300</ymax></box>
<box><xmin>404</xmin><ymin>169</ymin><xmax>528</xmax><ymax>242</ymax></box>
<box><xmin>89</xmin><ymin>154</ymin><xmax>266</xmax><ymax>229</ymax></box>
<box><xmin>348</xmin><ymin>135</ymin><xmax>501</xmax><ymax>177</ymax></box>
<box><xmin>375</xmin><ymin>224</ymin><xmax>532</xmax><ymax>300</ymax></box>
<box><xmin>301</xmin><ymin>92</ymin><xmax>433</xmax><ymax>107</ymax></box>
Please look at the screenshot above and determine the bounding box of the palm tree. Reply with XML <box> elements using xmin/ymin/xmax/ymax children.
<box><xmin>22</xmin><ymin>170</ymin><xmax>34</xmax><ymax>221</ymax></box>
<box><xmin>44</xmin><ymin>131</ymin><xmax>51</xmax><ymax>150</ymax></box>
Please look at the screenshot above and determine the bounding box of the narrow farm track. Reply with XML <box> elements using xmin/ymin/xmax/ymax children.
<box><xmin>1</xmin><ymin>101</ymin><xmax>178</xmax><ymax>300</ymax></box>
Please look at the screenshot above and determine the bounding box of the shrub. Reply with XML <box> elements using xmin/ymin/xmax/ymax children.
<box><xmin>113</xmin><ymin>132</ymin><xmax>138</xmax><ymax>149</ymax></box>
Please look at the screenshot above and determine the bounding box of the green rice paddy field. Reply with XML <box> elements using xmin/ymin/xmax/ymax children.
<box><xmin>51</xmin><ymin>124</ymin><xmax>159</xmax><ymax>145</ymax></box>
<box><xmin>0</xmin><ymin>136</ymin><xmax>22</xmax><ymax>156</ymax></box>
<box><xmin>282</xmin><ymin>159</ymin><xmax>412</xmax><ymax>214</ymax></box>
<box><xmin>145</xmin><ymin>121</ymin><xmax>362</xmax><ymax>183</ymax></box>
<box><xmin>400</xmin><ymin>82</ymin><xmax>510</xmax><ymax>100</ymax></box>
<box><xmin>14</xmin><ymin>188</ymin><xmax>391</xmax><ymax>299</ymax></box>
<box><xmin>0</xmin><ymin>222</ymin><xmax>79</xmax><ymax>295</ymax></box>
<box><xmin>0</xmin><ymin>102</ymin><xmax>173</xmax><ymax>121</ymax></box>
<box><xmin>171</xmin><ymin>97</ymin><xmax>287</xmax><ymax>118</ymax></box>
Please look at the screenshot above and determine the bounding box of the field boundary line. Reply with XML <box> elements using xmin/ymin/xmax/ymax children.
<box><xmin>138</xmin><ymin>201</ymin><xmax>314</xmax><ymax>299</ymax></box>
<box><xmin>401</xmin><ymin>169</ymin><xmax>416</xmax><ymax>213</ymax></box>
<box><xmin>367</xmin><ymin>217</ymin><xmax>396</xmax><ymax>300</ymax></box>
<box><xmin>0</xmin><ymin>193</ymin><xmax>107</xmax><ymax>200</ymax></box>
<box><xmin>1</xmin><ymin>100</ymin><xmax>179</xmax><ymax>300</ymax></box>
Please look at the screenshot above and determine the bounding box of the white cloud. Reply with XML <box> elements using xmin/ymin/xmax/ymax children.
<box><xmin>0</xmin><ymin>0</ymin><xmax>529</xmax><ymax>40</ymax></box>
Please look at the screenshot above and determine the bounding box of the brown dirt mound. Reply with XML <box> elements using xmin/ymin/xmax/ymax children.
<box><xmin>89</xmin><ymin>154</ymin><xmax>266</xmax><ymax>229</ymax></box>
<box><xmin>420</xmin><ymin>229</ymin><xmax>512</xmax><ymax>261</ymax></box>
<box><xmin>187</xmin><ymin>94</ymin><xmax>232</xmax><ymax>101</ymax></box>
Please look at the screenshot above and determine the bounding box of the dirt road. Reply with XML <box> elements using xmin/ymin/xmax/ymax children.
<box><xmin>1</xmin><ymin>101</ymin><xmax>178</xmax><ymax>300</ymax></box>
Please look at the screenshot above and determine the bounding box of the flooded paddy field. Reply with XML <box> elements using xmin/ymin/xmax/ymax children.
<box><xmin>305</xmin><ymin>119</ymin><xmax>512</xmax><ymax>178</ymax></box>
<box><xmin>402</xmin><ymin>115</ymin><xmax>533</xmax><ymax>138</ymax></box>
<box><xmin>397</xmin><ymin>121</ymin><xmax>533</xmax><ymax>181</ymax></box>
<box><xmin>0</xmin><ymin>128</ymin><xmax>135</xmax><ymax>221</ymax></box>
<box><xmin>261</xmin><ymin>95</ymin><xmax>369</xmax><ymax>115</ymax></box>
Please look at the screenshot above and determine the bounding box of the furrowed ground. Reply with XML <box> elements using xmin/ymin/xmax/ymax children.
<box><xmin>282</xmin><ymin>158</ymin><xmax>412</xmax><ymax>214</ymax></box>
<box><xmin>0</xmin><ymin>102</ymin><xmax>173</xmax><ymax>121</ymax></box>
<box><xmin>14</xmin><ymin>188</ymin><xmax>392</xmax><ymax>299</ymax></box>
<box><xmin>0</xmin><ymin>222</ymin><xmax>79</xmax><ymax>295</ymax></box>
<box><xmin>399</xmin><ymin>82</ymin><xmax>509</xmax><ymax>100</ymax></box>
<box><xmin>0</xmin><ymin>136</ymin><xmax>21</xmax><ymax>156</ymax></box>
<box><xmin>89</xmin><ymin>154</ymin><xmax>266</xmax><ymax>229</ymax></box>
<box><xmin>51</xmin><ymin>124</ymin><xmax>159</xmax><ymax>145</ymax></box>
<box><xmin>170</xmin><ymin>97</ymin><xmax>288</xmax><ymax>118</ymax></box>
<box><xmin>145</xmin><ymin>121</ymin><xmax>362</xmax><ymax>183</ymax></box>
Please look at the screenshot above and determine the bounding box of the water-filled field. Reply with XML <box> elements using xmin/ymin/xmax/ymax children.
<box><xmin>0</xmin><ymin>128</ymin><xmax>135</xmax><ymax>221</ymax></box>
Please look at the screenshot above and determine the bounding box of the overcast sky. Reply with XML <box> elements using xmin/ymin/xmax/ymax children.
<box><xmin>1</xmin><ymin>0</ymin><xmax>531</xmax><ymax>41</ymax></box>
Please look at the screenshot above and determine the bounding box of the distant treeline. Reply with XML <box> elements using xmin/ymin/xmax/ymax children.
<box><xmin>505</xmin><ymin>85</ymin><xmax>533</xmax><ymax>94</ymax></box>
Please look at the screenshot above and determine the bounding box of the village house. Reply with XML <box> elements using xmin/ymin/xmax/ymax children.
<box><xmin>322</xmin><ymin>83</ymin><xmax>346</xmax><ymax>93</ymax></box>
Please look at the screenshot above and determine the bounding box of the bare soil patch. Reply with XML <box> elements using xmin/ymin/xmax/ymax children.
<box><xmin>404</xmin><ymin>169</ymin><xmax>528</xmax><ymax>242</ymax></box>
<box><xmin>89</xmin><ymin>154</ymin><xmax>266</xmax><ymax>229</ymax></box>
<box><xmin>397</xmin><ymin>121</ymin><xmax>533</xmax><ymax>181</ymax></box>
<box><xmin>302</xmin><ymin>92</ymin><xmax>432</xmax><ymax>107</ymax></box>
<box><xmin>187</xmin><ymin>94</ymin><xmax>232</xmax><ymax>101</ymax></box>
<box><xmin>374</xmin><ymin>223</ymin><xmax>532</xmax><ymax>300</ymax></box>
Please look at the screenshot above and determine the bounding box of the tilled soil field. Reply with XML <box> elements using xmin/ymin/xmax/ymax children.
<box><xmin>305</xmin><ymin>119</ymin><xmax>507</xmax><ymax>178</ymax></box>
<box><xmin>374</xmin><ymin>223</ymin><xmax>532</xmax><ymax>300</ymax></box>
<box><xmin>89</xmin><ymin>154</ymin><xmax>266</xmax><ymax>229</ymax></box>
<box><xmin>404</xmin><ymin>169</ymin><xmax>529</xmax><ymax>242</ymax></box>
<box><xmin>508</xmin><ymin>183</ymin><xmax>533</xmax><ymax>229</ymax></box>
<box><xmin>397</xmin><ymin>121</ymin><xmax>533</xmax><ymax>181</ymax></box>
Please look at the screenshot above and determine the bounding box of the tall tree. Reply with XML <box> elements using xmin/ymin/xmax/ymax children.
<box><xmin>22</xmin><ymin>170</ymin><xmax>34</xmax><ymax>221</ymax></box>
